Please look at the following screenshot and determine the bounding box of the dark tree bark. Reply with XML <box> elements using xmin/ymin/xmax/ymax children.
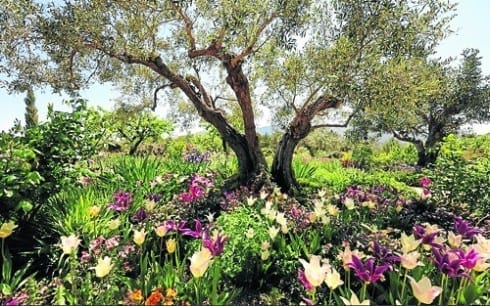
<box><xmin>129</xmin><ymin>137</ymin><xmax>144</xmax><ymax>156</ymax></box>
<box><xmin>272</xmin><ymin>96</ymin><xmax>342</xmax><ymax>193</ymax></box>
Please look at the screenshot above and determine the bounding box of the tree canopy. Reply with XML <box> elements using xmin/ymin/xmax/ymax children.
<box><xmin>349</xmin><ymin>49</ymin><xmax>490</xmax><ymax>166</ymax></box>
<box><xmin>0</xmin><ymin>0</ymin><xmax>459</xmax><ymax>191</ymax></box>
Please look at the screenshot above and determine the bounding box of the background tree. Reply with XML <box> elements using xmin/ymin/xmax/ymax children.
<box><xmin>0</xmin><ymin>0</ymin><xmax>456</xmax><ymax>192</ymax></box>
<box><xmin>261</xmin><ymin>0</ymin><xmax>454</xmax><ymax>190</ymax></box>
<box><xmin>24</xmin><ymin>88</ymin><xmax>39</xmax><ymax>128</ymax></box>
<box><xmin>107</xmin><ymin>98</ymin><xmax>174</xmax><ymax>155</ymax></box>
<box><xmin>349</xmin><ymin>49</ymin><xmax>490</xmax><ymax>166</ymax></box>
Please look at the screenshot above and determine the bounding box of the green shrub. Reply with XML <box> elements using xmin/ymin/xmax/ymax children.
<box><xmin>214</xmin><ymin>205</ymin><xmax>270</xmax><ymax>287</ymax></box>
<box><xmin>427</xmin><ymin>135</ymin><xmax>490</xmax><ymax>216</ymax></box>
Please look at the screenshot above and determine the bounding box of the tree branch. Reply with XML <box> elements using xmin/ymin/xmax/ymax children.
<box><xmin>230</xmin><ymin>12</ymin><xmax>277</xmax><ymax>67</ymax></box>
<box><xmin>311</xmin><ymin>109</ymin><xmax>357</xmax><ymax>130</ymax></box>
<box><xmin>171</xmin><ymin>2</ymin><xmax>196</xmax><ymax>51</ymax></box>
<box><xmin>152</xmin><ymin>83</ymin><xmax>172</xmax><ymax>111</ymax></box>
<box><xmin>391</xmin><ymin>128</ymin><xmax>422</xmax><ymax>145</ymax></box>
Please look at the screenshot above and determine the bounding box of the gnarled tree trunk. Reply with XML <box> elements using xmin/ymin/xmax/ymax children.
<box><xmin>272</xmin><ymin>96</ymin><xmax>342</xmax><ymax>193</ymax></box>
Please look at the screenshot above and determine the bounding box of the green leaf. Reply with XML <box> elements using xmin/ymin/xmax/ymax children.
<box><xmin>1</xmin><ymin>283</ymin><xmax>12</xmax><ymax>295</ymax></box>
<box><xmin>462</xmin><ymin>283</ymin><xmax>484</xmax><ymax>304</ymax></box>
<box><xmin>16</xmin><ymin>200</ymin><xmax>33</xmax><ymax>213</ymax></box>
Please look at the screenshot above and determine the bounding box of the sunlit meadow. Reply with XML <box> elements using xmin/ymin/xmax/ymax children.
<box><xmin>1</xmin><ymin>129</ymin><xmax>490</xmax><ymax>305</ymax></box>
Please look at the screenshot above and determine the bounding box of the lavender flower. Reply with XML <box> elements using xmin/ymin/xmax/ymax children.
<box><xmin>104</xmin><ymin>235</ymin><xmax>121</xmax><ymax>250</ymax></box>
<box><xmin>89</xmin><ymin>236</ymin><xmax>105</xmax><ymax>255</ymax></box>
<box><xmin>183</xmin><ymin>148</ymin><xmax>211</xmax><ymax>163</ymax></box>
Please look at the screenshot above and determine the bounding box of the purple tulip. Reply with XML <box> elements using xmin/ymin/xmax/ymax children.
<box><xmin>348</xmin><ymin>255</ymin><xmax>391</xmax><ymax>284</ymax></box>
<box><xmin>298</xmin><ymin>269</ymin><xmax>314</xmax><ymax>291</ymax></box>
<box><xmin>164</xmin><ymin>220</ymin><xmax>188</xmax><ymax>233</ymax></box>
<box><xmin>131</xmin><ymin>208</ymin><xmax>148</xmax><ymax>222</ymax></box>
<box><xmin>180</xmin><ymin>219</ymin><xmax>205</xmax><ymax>239</ymax></box>
<box><xmin>454</xmin><ymin>216</ymin><xmax>480</xmax><ymax>239</ymax></box>
<box><xmin>431</xmin><ymin>246</ymin><xmax>469</xmax><ymax>278</ymax></box>
<box><xmin>107</xmin><ymin>190</ymin><xmax>133</xmax><ymax>212</ymax></box>
<box><xmin>371</xmin><ymin>240</ymin><xmax>400</xmax><ymax>266</ymax></box>
<box><xmin>202</xmin><ymin>231</ymin><xmax>228</xmax><ymax>256</ymax></box>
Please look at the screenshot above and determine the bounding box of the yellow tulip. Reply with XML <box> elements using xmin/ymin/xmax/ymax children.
<box><xmin>261</xmin><ymin>249</ymin><xmax>270</xmax><ymax>261</ymax></box>
<box><xmin>327</xmin><ymin>204</ymin><xmax>340</xmax><ymax>217</ymax></box>
<box><xmin>268</xmin><ymin>226</ymin><xmax>280</xmax><ymax>240</ymax></box>
<box><xmin>145</xmin><ymin>200</ymin><xmax>156</xmax><ymax>212</ymax></box>
<box><xmin>94</xmin><ymin>256</ymin><xmax>113</xmax><ymax>278</ymax></box>
<box><xmin>340</xmin><ymin>290</ymin><xmax>370</xmax><ymax>305</ymax></box>
<box><xmin>154</xmin><ymin>225</ymin><xmax>167</xmax><ymax>237</ymax></box>
<box><xmin>246</xmin><ymin>196</ymin><xmax>256</xmax><ymax>206</ymax></box>
<box><xmin>60</xmin><ymin>234</ymin><xmax>81</xmax><ymax>255</ymax></box>
<box><xmin>400</xmin><ymin>232</ymin><xmax>421</xmax><ymax>254</ymax></box>
<box><xmin>447</xmin><ymin>231</ymin><xmax>462</xmax><ymax>248</ymax></box>
<box><xmin>166</xmin><ymin>238</ymin><xmax>176</xmax><ymax>254</ymax></box>
<box><xmin>407</xmin><ymin>276</ymin><xmax>442</xmax><ymax>305</ymax></box>
<box><xmin>88</xmin><ymin>205</ymin><xmax>101</xmax><ymax>217</ymax></box>
<box><xmin>473</xmin><ymin>257</ymin><xmax>490</xmax><ymax>272</ymax></box>
<box><xmin>344</xmin><ymin>198</ymin><xmax>355</xmax><ymax>210</ymax></box>
<box><xmin>299</xmin><ymin>255</ymin><xmax>329</xmax><ymax>288</ymax></box>
<box><xmin>324</xmin><ymin>267</ymin><xmax>344</xmax><ymax>290</ymax></box>
<box><xmin>0</xmin><ymin>221</ymin><xmax>18</xmax><ymax>239</ymax></box>
<box><xmin>189</xmin><ymin>247</ymin><xmax>213</xmax><ymax>278</ymax></box>
<box><xmin>399</xmin><ymin>251</ymin><xmax>424</xmax><ymax>270</ymax></box>
<box><xmin>133</xmin><ymin>229</ymin><xmax>146</xmax><ymax>246</ymax></box>
<box><xmin>473</xmin><ymin>234</ymin><xmax>490</xmax><ymax>257</ymax></box>
<box><xmin>107</xmin><ymin>218</ymin><xmax>120</xmax><ymax>230</ymax></box>
<box><xmin>245</xmin><ymin>228</ymin><xmax>255</xmax><ymax>239</ymax></box>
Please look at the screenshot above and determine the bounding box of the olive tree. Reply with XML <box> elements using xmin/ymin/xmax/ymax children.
<box><xmin>0</xmin><ymin>0</ymin><xmax>455</xmax><ymax>192</ymax></box>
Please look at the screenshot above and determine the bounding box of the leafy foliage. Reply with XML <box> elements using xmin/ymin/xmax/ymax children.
<box><xmin>426</xmin><ymin>134</ymin><xmax>490</xmax><ymax>215</ymax></box>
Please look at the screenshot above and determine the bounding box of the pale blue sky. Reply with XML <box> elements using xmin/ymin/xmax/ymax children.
<box><xmin>1</xmin><ymin>0</ymin><xmax>489</xmax><ymax>132</ymax></box>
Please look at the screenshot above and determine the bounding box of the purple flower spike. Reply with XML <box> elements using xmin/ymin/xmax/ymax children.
<box><xmin>454</xmin><ymin>216</ymin><xmax>481</xmax><ymax>239</ymax></box>
<box><xmin>348</xmin><ymin>255</ymin><xmax>391</xmax><ymax>284</ymax></box>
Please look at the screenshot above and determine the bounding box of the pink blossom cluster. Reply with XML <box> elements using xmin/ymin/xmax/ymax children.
<box><xmin>180</xmin><ymin>174</ymin><xmax>213</xmax><ymax>203</ymax></box>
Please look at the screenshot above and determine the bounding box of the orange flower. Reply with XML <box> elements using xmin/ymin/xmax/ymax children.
<box><xmin>128</xmin><ymin>289</ymin><xmax>144</xmax><ymax>303</ymax></box>
<box><xmin>145</xmin><ymin>288</ymin><xmax>164</xmax><ymax>306</ymax></box>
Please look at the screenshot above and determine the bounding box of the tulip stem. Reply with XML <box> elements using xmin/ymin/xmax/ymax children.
<box><xmin>360</xmin><ymin>283</ymin><xmax>367</xmax><ymax>301</ymax></box>
<box><xmin>400</xmin><ymin>269</ymin><xmax>408</xmax><ymax>303</ymax></box>
<box><xmin>1</xmin><ymin>238</ymin><xmax>5</xmax><ymax>262</ymax></box>
<box><xmin>439</xmin><ymin>274</ymin><xmax>447</xmax><ymax>306</ymax></box>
